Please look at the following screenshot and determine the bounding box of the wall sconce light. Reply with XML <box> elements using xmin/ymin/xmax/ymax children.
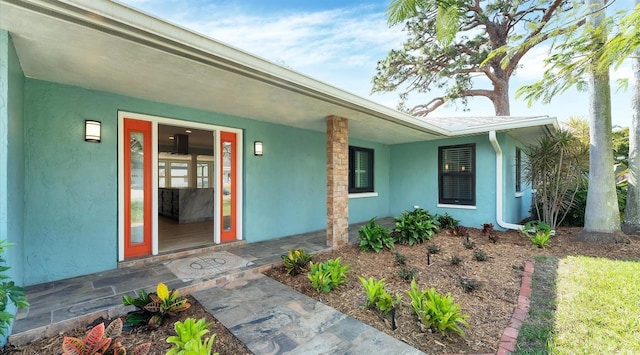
<box><xmin>85</xmin><ymin>120</ymin><xmax>101</xmax><ymax>143</ymax></box>
<box><xmin>254</xmin><ymin>141</ymin><xmax>263</xmax><ymax>156</ymax></box>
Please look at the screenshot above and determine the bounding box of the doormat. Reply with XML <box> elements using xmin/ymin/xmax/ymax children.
<box><xmin>166</xmin><ymin>251</ymin><xmax>253</xmax><ymax>281</ymax></box>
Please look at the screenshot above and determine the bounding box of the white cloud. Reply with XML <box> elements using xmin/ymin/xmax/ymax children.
<box><xmin>174</xmin><ymin>7</ymin><xmax>404</xmax><ymax>75</ymax></box>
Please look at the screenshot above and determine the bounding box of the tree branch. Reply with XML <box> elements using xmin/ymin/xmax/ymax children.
<box><xmin>412</xmin><ymin>97</ymin><xmax>446</xmax><ymax>116</ymax></box>
<box><xmin>411</xmin><ymin>88</ymin><xmax>496</xmax><ymax>116</ymax></box>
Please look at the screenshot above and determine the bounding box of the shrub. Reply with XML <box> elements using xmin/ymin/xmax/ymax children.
<box><xmin>450</xmin><ymin>255</ymin><xmax>463</xmax><ymax>266</ymax></box>
<box><xmin>122</xmin><ymin>283</ymin><xmax>190</xmax><ymax>329</ymax></box>
<box><xmin>521</xmin><ymin>221</ymin><xmax>553</xmax><ymax>248</ymax></box>
<box><xmin>524</xmin><ymin>130</ymin><xmax>589</xmax><ymax>228</ymax></box>
<box><xmin>62</xmin><ymin>318</ymin><xmax>151</xmax><ymax>355</ymax></box>
<box><xmin>397</xmin><ymin>267</ymin><xmax>417</xmax><ymax>281</ymax></box>
<box><xmin>0</xmin><ymin>240</ymin><xmax>29</xmax><ymax>337</ymax></box>
<box><xmin>393</xmin><ymin>208</ymin><xmax>440</xmax><ymax>245</ymax></box>
<box><xmin>308</xmin><ymin>258</ymin><xmax>350</xmax><ymax>293</ymax></box>
<box><xmin>406</xmin><ymin>280</ymin><xmax>469</xmax><ymax>336</ymax></box>
<box><xmin>558</xmin><ymin>185</ymin><xmax>587</xmax><ymax>226</ymax></box>
<box><xmin>462</xmin><ymin>238</ymin><xmax>475</xmax><ymax>250</ymax></box>
<box><xmin>557</xmin><ymin>180</ymin><xmax>626</xmax><ymax>226</ymax></box>
<box><xmin>459</xmin><ymin>278</ymin><xmax>481</xmax><ymax>292</ymax></box>
<box><xmin>426</xmin><ymin>245</ymin><xmax>441</xmax><ymax>254</ymax></box>
<box><xmin>281</xmin><ymin>248</ymin><xmax>313</xmax><ymax>276</ymax></box>
<box><xmin>166</xmin><ymin>317</ymin><xmax>218</xmax><ymax>355</ymax></box>
<box><xmin>473</xmin><ymin>250</ymin><xmax>488</xmax><ymax>261</ymax></box>
<box><xmin>435</xmin><ymin>213</ymin><xmax>459</xmax><ymax>230</ymax></box>
<box><xmin>393</xmin><ymin>251</ymin><xmax>407</xmax><ymax>265</ymax></box>
<box><xmin>358</xmin><ymin>217</ymin><xmax>394</xmax><ymax>253</ymax></box>
<box><xmin>449</xmin><ymin>225</ymin><xmax>468</xmax><ymax>237</ymax></box>
<box><xmin>481</xmin><ymin>223</ymin><xmax>494</xmax><ymax>235</ymax></box>
<box><xmin>523</xmin><ymin>220</ymin><xmax>552</xmax><ymax>235</ymax></box>
<box><xmin>530</xmin><ymin>230</ymin><xmax>552</xmax><ymax>248</ymax></box>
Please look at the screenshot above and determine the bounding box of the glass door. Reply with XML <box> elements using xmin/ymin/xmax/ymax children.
<box><xmin>123</xmin><ymin>118</ymin><xmax>152</xmax><ymax>257</ymax></box>
<box><xmin>220</xmin><ymin>131</ymin><xmax>237</xmax><ymax>242</ymax></box>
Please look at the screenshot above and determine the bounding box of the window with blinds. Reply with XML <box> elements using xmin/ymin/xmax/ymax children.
<box><xmin>349</xmin><ymin>146</ymin><xmax>374</xmax><ymax>193</ymax></box>
<box><xmin>438</xmin><ymin>144</ymin><xmax>475</xmax><ymax>205</ymax></box>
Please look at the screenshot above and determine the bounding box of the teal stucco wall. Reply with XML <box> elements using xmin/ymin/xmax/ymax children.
<box><xmin>22</xmin><ymin>79</ymin><xmax>331</xmax><ymax>284</ymax></box>
<box><xmin>389</xmin><ymin>133</ymin><xmax>534</xmax><ymax>229</ymax></box>
<box><xmin>389</xmin><ymin>134</ymin><xmax>500</xmax><ymax>229</ymax></box>
<box><xmin>502</xmin><ymin>134</ymin><xmax>534</xmax><ymax>223</ymax></box>
<box><xmin>348</xmin><ymin>138</ymin><xmax>391</xmax><ymax>224</ymax></box>
<box><xmin>18</xmin><ymin>76</ymin><xmax>534</xmax><ymax>285</ymax></box>
<box><xmin>242</xmin><ymin>119</ymin><xmax>326</xmax><ymax>242</ymax></box>
<box><xmin>0</xmin><ymin>31</ymin><xmax>26</xmax><ymax>345</ymax></box>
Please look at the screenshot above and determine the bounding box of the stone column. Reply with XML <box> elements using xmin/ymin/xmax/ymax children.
<box><xmin>326</xmin><ymin>115</ymin><xmax>349</xmax><ymax>247</ymax></box>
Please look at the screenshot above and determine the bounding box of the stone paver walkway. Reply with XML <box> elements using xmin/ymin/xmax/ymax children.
<box><xmin>193</xmin><ymin>273</ymin><xmax>424</xmax><ymax>354</ymax></box>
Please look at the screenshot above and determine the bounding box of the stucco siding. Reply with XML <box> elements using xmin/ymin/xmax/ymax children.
<box><xmin>0</xmin><ymin>31</ymin><xmax>26</xmax><ymax>344</ymax></box>
<box><xmin>389</xmin><ymin>134</ymin><xmax>499</xmax><ymax>229</ymax></box>
<box><xmin>243</xmin><ymin>120</ymin><xmax>326</xmax><ymax>242</ymax></box>
<box><xmin>18</xmin><ymin>77</ymin><xmax>543</xmax><ymax>285</ymax></box>
<box><xmin>347</xmin><ymin>138</ymin><xmax>391</xmax><ymax>224</ymax></box>
<box><xmin>22</xmin><ymin>79</ymin><xmax>330</xmax><ymax>284</ymax></box>
<box><xmin>502</xmin><ymin>134</ymin><xmax>534</xmax><ymax>223</ymax></box>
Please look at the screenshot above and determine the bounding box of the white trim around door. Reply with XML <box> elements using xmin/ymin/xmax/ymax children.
<box><xmin>117</xmin><ymin>111</ymin><xmax>244</xmax><ymax>261</ymax></box>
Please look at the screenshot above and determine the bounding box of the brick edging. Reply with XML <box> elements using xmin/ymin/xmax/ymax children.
<box><xmin>497</xmin><ymin>259</ymin><xmax>534</xmax><ymax>354</ymax></box>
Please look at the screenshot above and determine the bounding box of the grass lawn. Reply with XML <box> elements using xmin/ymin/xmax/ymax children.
<box><xmin>516</xmin><ymin>256</ymin><xmax>640</xmax><ymax>354</ymax></box>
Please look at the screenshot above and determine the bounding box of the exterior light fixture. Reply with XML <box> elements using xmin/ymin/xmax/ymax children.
<box><xmin>85</xmin><ymin>120</ymin><xmax>101</xmax><ymax>143</ymax></box>
<box><xmin>254</xmin><ymin>141</ymin><xmax>263</xmax><ymax>156</ymax></box>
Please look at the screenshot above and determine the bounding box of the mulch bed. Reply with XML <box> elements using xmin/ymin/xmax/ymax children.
<box><xmin>3</xmin><ymin>227</ymin><xmax>639</xmax><ymax>355</ymax></box>
<box><xmin>265</xmin><ymin>227</ymin><xmax>640</xmax><ymax>354</ymax></box>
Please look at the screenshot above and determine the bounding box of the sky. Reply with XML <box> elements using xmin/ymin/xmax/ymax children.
<box><xmin>119</xmin><ymin>0</ymin><xmax>636</xmax><ymax>128</ymax></box>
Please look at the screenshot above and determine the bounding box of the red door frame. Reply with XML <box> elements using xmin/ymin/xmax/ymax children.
<box><xmin>123</xmin><ymin>118</ymin><xmax>152</xmax><ymax>258</ymax></box>
<box><xmin>220</xmin><ymin>131</ymin><xmax>237</xmax><ymax>242</ymax></box>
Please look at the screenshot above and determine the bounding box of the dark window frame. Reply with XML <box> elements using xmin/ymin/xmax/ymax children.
<box><xmin>515</xmin><ymin>147</ymin><xmax>522</xmax><ymax>193</ymax></box>
<box><xmin>438</xmin><ymin>144</ymin><xmax>476</xmax><ymax>206</ymax></box>
<box><xmin>348</xmin><ymin>146</ymin><xmax>374</xmax><ymax>193</ymax></box>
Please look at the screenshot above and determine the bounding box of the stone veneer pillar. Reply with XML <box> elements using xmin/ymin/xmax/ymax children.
<box><xmin>326</xmin><ymin>115</ymin><xmax>349</xmax><ymax>247</ymax></box>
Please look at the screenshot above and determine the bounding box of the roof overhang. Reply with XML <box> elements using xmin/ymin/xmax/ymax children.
<box><xmin>0</xmin><ymin>0</ymin><xmax>557</xmax><ymax>145</ymax></box>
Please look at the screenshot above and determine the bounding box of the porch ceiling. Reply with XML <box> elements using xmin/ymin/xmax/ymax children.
<box><xmin>0</xmin><ymin>0</ymin><xmax>451</xmax><ymax>145</ymax></box>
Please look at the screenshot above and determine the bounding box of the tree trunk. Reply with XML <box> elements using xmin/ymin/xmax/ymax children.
<box><xmin>492</xmin><ymin>76</ymin><xmax>510</xmax><ymax>116</ymax></box>
<box><xmin>622</xmin><ymin>34</ymin><xmax>640</xmax><ymax>235</ymax></box>
<box><xmin>576</xmin><ymin>0</ymin><xmax>629</xmax><ymax>243</ymax></box>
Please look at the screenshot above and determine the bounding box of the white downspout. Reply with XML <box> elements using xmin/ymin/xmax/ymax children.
<box><xmin>489</xmin><ymin>131</ymin><xmax>523</xmax><ymax>230</ymax></box>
